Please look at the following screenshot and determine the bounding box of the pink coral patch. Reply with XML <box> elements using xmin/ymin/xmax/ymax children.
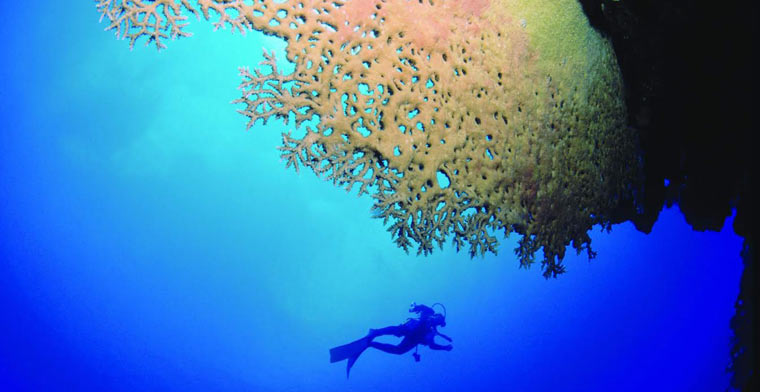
<box><xmin>460</xmin><ymin>0</ymin><xmax>490</xmax><ymax>16</ymax></box>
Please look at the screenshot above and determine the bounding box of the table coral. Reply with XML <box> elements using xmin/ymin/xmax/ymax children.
<box><xmin>97</xmin><ymin>0</ymin><xmax>638</xmax><ymax>277</ymax></box>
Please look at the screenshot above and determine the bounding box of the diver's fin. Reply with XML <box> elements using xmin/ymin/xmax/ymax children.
<box><xmin>346</xmin><ymin>351</ymin><xmax>361</xmax><ymax>379</ymax></box>
<box><xmin>329</xmin><ymin>336</ymin><xmax>370</xmax><ymax>363</ymax></box>
<box><xmin>329</xmin><ymin>336</ymin><xmax>372</xmax><ymax>378</ymax></box>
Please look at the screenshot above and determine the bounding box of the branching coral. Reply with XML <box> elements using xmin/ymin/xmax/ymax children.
<box><xmin>97</xmin><ymin>0</ymin><xmax>638</xmax><ymax>277</ymax></box>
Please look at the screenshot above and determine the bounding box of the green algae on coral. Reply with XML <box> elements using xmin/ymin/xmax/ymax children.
<box><xmin>97</xmin><ymin>0</ymin><xmax>638</xmax><ymax>277</ymax></box>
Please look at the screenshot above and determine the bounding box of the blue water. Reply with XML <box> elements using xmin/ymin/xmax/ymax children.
<box><xmin>0</xmin><ymin>2</ymin><xmax>744</xmax><ymax>391</ymax></box>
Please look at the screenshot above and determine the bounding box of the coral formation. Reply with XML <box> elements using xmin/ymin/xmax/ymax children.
<box><xmin>97</xmin><ymin>0</ymin><xmax>637</xmax><ymax>277</ymax></box>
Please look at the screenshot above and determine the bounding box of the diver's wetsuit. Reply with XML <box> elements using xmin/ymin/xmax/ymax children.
<box><xmin>367</xmin><ymin>319</ymin><xmax>424</xmax><ymax>354</ymax></box>
<box><xmin>367</xmin><ymin>305</ymin><xmax>452</xmax><ymax>354</ymax></box>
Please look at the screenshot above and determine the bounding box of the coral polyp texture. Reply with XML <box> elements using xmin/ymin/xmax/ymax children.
<box><xmin>97</xmin><ymin>0</ymin><xmax>637</xmax><ymax>276</ymax></box>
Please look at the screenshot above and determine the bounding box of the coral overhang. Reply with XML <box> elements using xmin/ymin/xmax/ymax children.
<box><xmin>97</xmin><ymin>0</ymin><xmax>638</xmax><ymax>277</ymax></box>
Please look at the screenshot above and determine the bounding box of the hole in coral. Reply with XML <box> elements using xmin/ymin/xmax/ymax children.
<box><xmin>357</xmin><ymin>125</ymin><xmax>371</xmax><ymax>137</ymax></box>
<box><xmin>437</xmin><ymin>171</ymin><xmax>451</xmax><ymax>189</ymax></box>
<box><xmin>358</xmin><ymin>83</ymin><xmax>372</xmax><ymax>95</ymax></box>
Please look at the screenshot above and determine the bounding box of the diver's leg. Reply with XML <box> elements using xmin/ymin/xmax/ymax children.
<box><xmin>368</xmin><ymin>325</ymin><xmax>405</xmax><ymax>338</ymax></box>
<box><xmin>368</xmin><ymin>337</ymin><xmax>416</xmax><ymax>355</ymax></box>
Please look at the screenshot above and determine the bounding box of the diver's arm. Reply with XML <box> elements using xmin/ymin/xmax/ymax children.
<box><xmin>428</xmin><ymin>342</ymin><xmax>453</xmax><ymax>351</ymax></box>
<box><xmin>433</xmin><ymin>326</ymin><xmax>452</xmax><ymax>342</ymax></box>
<box><xmin>436</xmin><ymin>331</ymin><xmax>453</xmax><ymax>342</ymax></box>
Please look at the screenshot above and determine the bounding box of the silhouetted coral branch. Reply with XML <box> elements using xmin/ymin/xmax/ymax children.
<box><xmin>234</xmin><ymin>50</ymin><xmax>313</xmax><ymax>130</ymax></box>
<box><xmin>96</xmin><ymin>0</ymin><xmax>194</xmax><ymax>49</ymax></box>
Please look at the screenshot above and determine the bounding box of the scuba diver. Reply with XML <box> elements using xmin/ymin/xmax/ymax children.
<box><xmin>329</xmin><ymin>303</ymin><xmax>452</xmax><ymax>378</ymax></box>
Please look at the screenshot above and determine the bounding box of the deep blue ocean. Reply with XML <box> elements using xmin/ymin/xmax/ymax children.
<box><xmin>0</xmin><ymin>2</ymin><xmax>744</xmax><ymax>391</ymax></box>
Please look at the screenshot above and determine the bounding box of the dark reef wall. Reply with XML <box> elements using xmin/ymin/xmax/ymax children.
<box><xmin>578</xmin><ymin>1</ymin><xmax>757</xmax><ymax>389</ymax></box>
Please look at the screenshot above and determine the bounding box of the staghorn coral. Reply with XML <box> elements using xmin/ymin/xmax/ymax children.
<box><xmin>97</xmin><ymin>0</ymin><xmax>638</xmax><ymax>277</ymax></box>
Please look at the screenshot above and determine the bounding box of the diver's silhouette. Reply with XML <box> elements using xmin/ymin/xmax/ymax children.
<box><xmin>329</xmin><ymin>303</ymin><xmax>452</xmax><ymax>378</ymax></box>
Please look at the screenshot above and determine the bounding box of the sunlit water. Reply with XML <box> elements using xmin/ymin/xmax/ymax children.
<box><xmin>0</xmin><ymin>2</ymin><xmax>743</xmax><ymax>391</ymax></box>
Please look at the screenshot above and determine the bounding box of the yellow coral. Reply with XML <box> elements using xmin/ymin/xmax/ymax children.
<box><xmin>97</xmin><ymin>0</ymin><xmax>637</xmax><ymax>276</ymax></box>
